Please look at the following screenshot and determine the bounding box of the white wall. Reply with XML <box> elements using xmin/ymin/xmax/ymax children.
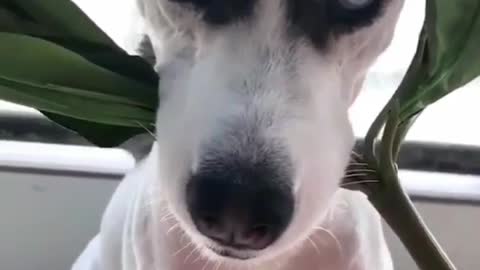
<box><xmin>0</xmin><ymin>170</ymin><xmax>479</xmax><ymax>270</ymax></box>
<box><xmin>0</xmin><ymin>172</ymin><xmax>116</xmax><ymax>270</ymax></box>
<box><xmin>385</xmin><ymin>203</ymin><xmax>480</xmax><ymax>270</ymax></box>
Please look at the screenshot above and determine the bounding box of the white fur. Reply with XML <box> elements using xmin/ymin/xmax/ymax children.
<box><xmin>73</xmin><ymin>0</ymin><xmax>404</xmax><ymax>269</ymax></box>
<box><xmin>73</xmin><ymin>144</ymin><xmax>392</xmax><ymax>270</ymax></box>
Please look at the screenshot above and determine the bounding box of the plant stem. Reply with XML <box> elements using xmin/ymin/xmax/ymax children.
<box><xmin>371</xmin><ymin>104</ymin><xmax>457</xmax><ymax>270</ymax></box>
<box><xmin>364</xmin><ymin>29</ymin><xmax>428</xmax><ymax>166</ymax></box>
<box><xmin>370</xmin><ymin>177</ymin><xmax>457</xmax><ymax>270</ymax></box>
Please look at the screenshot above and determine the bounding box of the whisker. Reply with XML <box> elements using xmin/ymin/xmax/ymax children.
<box><xmin>160</xmin><ymin>213</ymin><xmax>175</xmax><ymax>222</ymax></box>
<box><xmin>162</xmin><ymin>215</ymin><xmax>177</xmax><ymax>224</ymax></box>
<box><xmin>344</xmin><ymin>169</ymin><xmax>376</xmax><ymax>174</ymax></box>
<box><xmin>214</xmin><ymin>260</ymin><xmax>222</xmax><ymax>270</ymax></box>
<box><xmin>315</xmin><ymin>226</ymin><xmax>344</xmax><ymax>259</ymax></box>
<box><xmin>341</xmin><ymin>179</ymin><xmax>380</xmax><ymax>187</ymax></box>
<box><xmin>180</xmin><ymin>232</ymin><xmax>190</xmax><ymax>244</ymax></box>
<box><xmin>351</xmin><ymin>151</ymin><xmax>362</xmax><ymax>158</ymax></box>
<box><xmin>157</xmin><ymin>211</ymin><xmax>172</xmax><ymax>221</ymax></box>
<box><xmin>193</xmin><ymin>251</ymin><xmax>204</xmax><ymax>263</ymax></box>
<box><xmin>167</xmin><ymin>224</ymin><xmax>180</xmax><ymax>235</ymax></box>
<box><xmin>172</xmin><ymin>242</ymin><xmax>193</xmax><ymax>257</ymax></box>
<box><xmin>347</xmin><ymin>162</ymin><xmax>368</xmax><ymax>166</ymax></box>
<box><xmin>343</xmin><ymin>173</ymin><xmax>371</xmax><ymax>178</ymax></box>
<box><xmin>184</xmin><ymin>245</ymin><xmax>199</xmax><ymax>263</ymax></box>
<box><xmin>307</xmin><ymin>237</ymin><xmax>321</xmax><ymax>255</ymax></box>
<box><xmin>202</xmin><ymin>259</ymin><xmax>211</xmax><ymax>270</ymax></box>
<box><xmin>135</xmin><ymin>121</ymin><xmax>157</xmax><ymax>140</ymax></box>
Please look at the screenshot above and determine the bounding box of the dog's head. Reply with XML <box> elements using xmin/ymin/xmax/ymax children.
<box><xmin>140</xmin><ymin>0</ymin><xmax>404</xmax><ymax>263</ymax></box>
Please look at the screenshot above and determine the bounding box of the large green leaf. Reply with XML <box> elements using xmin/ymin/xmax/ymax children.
<box><xmin>0</xmin><ymin>33</ymin><xmax>157</xmax><ymax>125</ymax></box>
<box><xmin>397</xmin><ymin>1</ymin><xmax>480</xmax><ymax>121</ymax></box>
<box><xmin>42</xmin><ymin>112</ymin><xmax>147</xmax><ymax>148</ymax></box>
<box><xmin>0</xmin><ymin>33</ymin><xmax>156</xmax><ymax>108</ymax></box>
<box><xmin>0</xmin><ymin>75</ymin><xmax>155</xmax><ymax>127</ymax></box>
<box><xmin>0</xmin><ymin>1</ymin><xmax>159</xmax><ymax>85</ymax></box>
<box><xmin>0</xmin><ymin>0</ymin><xmax>159</xmax><ymax>147</ymax></box>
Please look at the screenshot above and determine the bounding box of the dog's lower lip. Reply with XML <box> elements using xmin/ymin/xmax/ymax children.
<box><xmin>208</xmin><ymin>247</ymin><xmax>252</xmax><ymax>260</ymax></box>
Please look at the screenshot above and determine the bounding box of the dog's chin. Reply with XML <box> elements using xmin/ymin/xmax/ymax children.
<box><xmin>177</xmin><ymin>225</ymin><xmax>258</xmax><ymax>263</ymax></box>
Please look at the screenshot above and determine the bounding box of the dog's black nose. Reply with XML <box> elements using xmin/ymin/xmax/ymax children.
<box><xmin>186</xmin><ymin>172</ymin><xmax>294</xmax><ymax>250</ymax></box>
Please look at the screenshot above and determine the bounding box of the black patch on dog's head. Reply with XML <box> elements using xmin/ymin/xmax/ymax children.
<box><xmin>286</xmin><ymin>0</ymin><xmax>387</xmax><ymax>48</ymax></box>
<box><xmin>171</xmin><ymin>0</ymin><xmax>257</xmax><ymax>25</ymax></box>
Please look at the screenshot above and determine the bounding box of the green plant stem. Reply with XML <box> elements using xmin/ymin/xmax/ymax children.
<box><xmin>370</xmin><ymin>105</ymin><xmax>457</xmax><ymax>270</ymax></box>
<box><xmin>364</xmin><ymin>29</ymin><xmax>428</xmax><ymax>166</ymax></box>
<box><xmin>391</xmin><ymin>115</ymin><xmax>418</xmax><ymax>161</ymax></box>
<box><xmin>370</xmin><ymin>177</ymin><xmax>457</xmax><ymax>270</ymax></box>
<box><xmin>364</xmin><ymin>102</ymin><xmax>388</xmax><ymax>165</ymax></box>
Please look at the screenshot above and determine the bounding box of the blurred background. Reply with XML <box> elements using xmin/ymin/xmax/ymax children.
<box><xmin>0</xmin><ymin>0</ymin><xmax>479</xmax><ymax>269</ymax></box>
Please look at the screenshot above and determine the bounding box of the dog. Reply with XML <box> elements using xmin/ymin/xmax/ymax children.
<box><xmin>72</xmin><ymin>0</ymin><xmax>405</xmax><ymax>269</ymax></box>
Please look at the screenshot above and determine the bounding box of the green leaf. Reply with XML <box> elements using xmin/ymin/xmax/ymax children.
<box><xmin>42</xmin><ymin>112</ymin><xmax>147</xmax><ymax>148</ymax></box>
<box><xmin>0</xmin><ymin>1</ymin><xmax>159</xmax><ymax>147</ymax></box>
<box><xmin>397</xmin><ymin>0</ymin><xmax>480</xmax><ymax>121</ymax></box>
<box><xmin>0</xmin><ymin>33</ymin><xmax>157</xmax><ymax>107</ymax></box>
<box><xmin>0</xmin><ymin>32</ymin><xmax>158</xmax><ymax>126</ymax></box>
<box><xmin>0</xmin><ymin>1</ymin><xmax>159</xmax><ymax>84</ymax></box>
<box><xmin>0</xmin><ymin>75</ymin><xmax>155</xmax><ymax>127</ymax></box>
<box><xmin>0</xmin><ymin>33</ymin><xmax>157</xmax><ymax>146</ymax></box>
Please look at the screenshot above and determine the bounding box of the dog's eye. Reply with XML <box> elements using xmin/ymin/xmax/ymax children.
<box><xmin>329</xmin><ymin>0</ymin><xmax>384</xmax><ymax>30</ymax></box>
<box><xmin>338</xmin><ymin>0</ymin><xmax>373</xmax><ymax>9</ymax></box>
<box><xmin>287</xmin><ymin>0</ymin><xmax>386</xmax><ymax>49</ymax></box>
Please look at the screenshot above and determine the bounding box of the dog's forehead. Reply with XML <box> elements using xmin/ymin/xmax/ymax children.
<box><xmin>169</xmin><ymin>0</ymin><xmax>390</xmax><ymax>47</ymax></box>
<box><xmin>170</xmin><ymin>0</ymin><xmax>256</xmax><ymax>25</ymax></box>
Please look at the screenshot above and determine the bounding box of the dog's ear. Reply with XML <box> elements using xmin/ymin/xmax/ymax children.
<box><xmin>136</xmin><ymin>0</ymin><xmax>177</xmax><ymax>32</ymax></box>
<box><xmin>119</xmin><ymin>133</ymin><xmax>155</xmax><ymax>161</ymax></box>
<box><xmin>135</xmin><ymin>0</ymin><xmax>198</xmax><ymax>72</ymax></box>
<box><xmin>136</xmin><ymin>0</ymin><xmax>198</xmax><ymax>37</ymax></box>
<box><xmin>136</xmin><ymin>34</ymin><xmax>157</xmax><ymax>67</ymax></box>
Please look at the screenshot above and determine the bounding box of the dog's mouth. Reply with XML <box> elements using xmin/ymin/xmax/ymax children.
<box><xmin>207</xmin><ymin>246</ymin><xmax>255</xmax><ymax>260</ymax></box>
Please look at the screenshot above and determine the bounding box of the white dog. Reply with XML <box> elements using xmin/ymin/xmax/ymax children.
<box><xmin>73</xmin><ymin>0</ymin><xmax>404</xmax><ymax>269</ymax></box>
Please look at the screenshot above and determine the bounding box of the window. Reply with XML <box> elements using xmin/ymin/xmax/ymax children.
<box><xmin>1</xmin><ymin>0</ymin><xmax>479</xmax><ymax>203</ymax></box>
<box><xmin>352</xmin><ymin>0</ymin><xmax>480</xmax><ymax>147</ymax></box>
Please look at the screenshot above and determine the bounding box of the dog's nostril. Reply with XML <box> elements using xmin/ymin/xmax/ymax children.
<box><xmin>248</xmin><ymin>224</ymin><xmax>270</xmax><ymax>240</ymax></box>
<box><xmin>236</xmin><ymin>224</ymin><xmax>272</xmax><ymax>249</ymax></box>
<box><xmin>199</xmin><ymin>215</ymin><xmax>217</xmax><ymax>230</ymax></box>
<box><xmin>196</xmin><ymin>214</ymin><xmax>229</xmax><ymax>243</ymax></box>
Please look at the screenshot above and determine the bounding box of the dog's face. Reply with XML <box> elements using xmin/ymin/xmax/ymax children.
<box><xmin>140</xmin><ymin>0</ymin><xmax>404</xmax><ymax>263</ymax></box>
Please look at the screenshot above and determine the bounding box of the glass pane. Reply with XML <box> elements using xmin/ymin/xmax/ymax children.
<box><xmin>351</xmin><ymin>0</ymin><xmax>480</xmax><ymax>146</ymax></box>
<box><xmin>2</xmin><ymin>0</ymin><xmax>479</xmax><ymax>148</ymax></box>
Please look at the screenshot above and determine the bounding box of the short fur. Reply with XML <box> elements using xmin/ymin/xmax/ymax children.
<box><xmin>73</xmin><ymin>0</ymin><xmax>404</xmax><ymax>269</ymax></box>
